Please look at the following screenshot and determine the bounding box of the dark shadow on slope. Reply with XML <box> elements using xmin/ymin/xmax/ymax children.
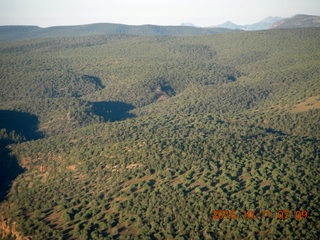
<box><xmin>0</xmin><ymin>147</ymin><xmax>24</xmax><ymax>201</ymax></box>
<box><xmin>81</xmin><ymin>75</ymin><xmax>105</xmax><ymax>89</ymax></box>
<box><xmin>0</xmin><ymin>110</ymin><xmax>43</xmax><ymax>140</ymax></box>
<box><xmin>0</xmin><ymin>110</ymin><xmax>43</xmax><ymax>201</ymax></box>
<box><xmin>92</xmin><ymin>101</ymin><xmax>135</xmax><ymax>122</ymax></box>
<box><xmin>265</xmin><ymin>128</ymin><xmax>286</xmax><ymax>136</ymax></box>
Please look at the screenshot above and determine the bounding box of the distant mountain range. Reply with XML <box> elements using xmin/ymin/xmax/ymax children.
<box><xmin>0</xmin><ymin>14</ymin><xmax>319</xmax><ymax>42</ymax></box>
<box><xmin>215</xmin><ymin>14</ymin><xmax>320</xmax><ymax>30</ymax></box>
<box><xmin>271</xmin><ymin>14</ymin><xmax>320</xmax><ymax>29</ymax></box>
<box><xmin>180</xmin><ymin>23</ymin><xmax>196</xmax><ymax>27</ymax></box>
<box><xmin>215</xmin><ymin>16</ymin><xmax>283</xmax><ymax>30</ymax></box>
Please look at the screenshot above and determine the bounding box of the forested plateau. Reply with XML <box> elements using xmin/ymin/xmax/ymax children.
<box><xmin>0</xmin><ymin>28</ymin><xmax>319</xmax><ymax>239</ymax></box>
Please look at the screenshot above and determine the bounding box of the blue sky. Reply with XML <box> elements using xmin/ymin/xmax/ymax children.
<box><xmin>1</xmin><ymin>0</ymin><xmax>319</xmax><ymax>27</ymax></box>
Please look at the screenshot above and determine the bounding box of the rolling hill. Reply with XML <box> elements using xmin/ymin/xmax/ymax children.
<box><xmin>0</xmin><ymin>23</ymin><xmax>234</xmax><ymax>42</ymax></box>
<box><xmin>0</xmin><ymin>27</ymin><xmax>319</xmax><ymax>239</ymax></box>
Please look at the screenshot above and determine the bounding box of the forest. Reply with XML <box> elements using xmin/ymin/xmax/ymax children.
<box><xmin>0</xmin><ymin>28</ymin><xmax>319</xmax><ymax>239</ymax></box>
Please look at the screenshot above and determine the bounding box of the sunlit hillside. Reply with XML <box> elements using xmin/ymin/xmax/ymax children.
<box><xmin>0</xmin><ymin>27</ymin><xmax>319</xmax><ymax>239</ymax></box>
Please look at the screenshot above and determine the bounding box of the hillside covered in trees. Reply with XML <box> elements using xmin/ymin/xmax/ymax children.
<box><xmin>0</xmin><ymin>24</ymin><xmax>235</xmax><ymax>42</ymax></box>
<box><xmin>0</xmin><ymin>27</ymin><xmax>319</xmax><ymax>239</ymax></box>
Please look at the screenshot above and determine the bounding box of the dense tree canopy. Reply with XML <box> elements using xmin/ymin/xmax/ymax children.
<box><xmin>0</xmin><ymin>28</ymin><xmax>319</xmax><ymax>239</ymax></box>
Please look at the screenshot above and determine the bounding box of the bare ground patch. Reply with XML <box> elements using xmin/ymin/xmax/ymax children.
<box><xmin>290</xmin><ymin>96</ymin><xmax>320</xmax><ymax>113</ymax></box>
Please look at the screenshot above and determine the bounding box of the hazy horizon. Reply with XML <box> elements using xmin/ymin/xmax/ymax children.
<box><xmin>1</xmin><ymin>0</ymin><xmax>320</xmax><ymax>27</ymax></box>
<box><xmin>0</xmin><ymin>15</ymin><xmax>308</xmax><ymax>28</ymax></box>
